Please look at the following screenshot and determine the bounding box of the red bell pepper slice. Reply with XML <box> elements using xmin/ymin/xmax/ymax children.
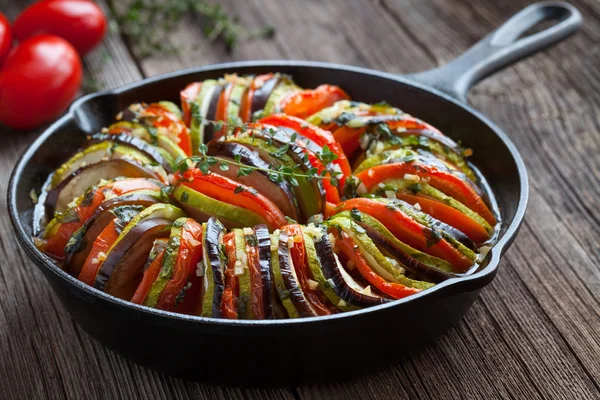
<box><xmin>332</xmin><ymin>126</ymin><xmax>366</xmax><ymax>160</ymax></box>
<box><xmin>395</xmin><ymin>193</ymin><xmax>491</xmax><ymax>244</ymax></box>
<box><xmin>241</xmin><ymin>74</ymin><xmax>273</xmax><ymax>123</ymax></box>
<box><xmin>130</xmin><ymin>239</ymin><xmax>169</xmax><ymax>305</ymax></box>
<box><xmin>155</xmin><ymin>219</ymin><xmax>204</xmax><ymax>313</ymax></box>
<box><xmin>144</xmin><ymin>103</ymin><xmax>193</xmax><ymax>156</ymax></box>
<box><xmin>282</xmin><ymin>225</ymin><xmax>331</xmax><ymax>315</ymax></box>
<box><xmin>356</xmin><ymin>163</ymin><xmax>496</xmax><ymax>225</ymax></box>
<box><xmin>214</xmin><ymin>83</ymin><xmax>233</xmax><ymax>139</ymax></box>
<box><xmin>221</xmin><ymin>232</ymin><xmax>239</xmax><ymax>319</ymax></box>
<box><xmin>180</xmin><ymin>82</ymin><xmax>202</xmax><ymax>127</ymax></box>
<box><xmin>336</xmin><ymin>234</ymin><xmax>420</xmax><ymax>299</ymax></box>
<box><xmin>257</xmin><ymin>114</ymin><xmax>352</xmax><ymax>185</ymax></box>
<box><xmin>279</xmin><ymin>84</ymin><xmax>350</xmax><ymax>119</ymax></box>
<box><xmin>334</xmin><ymin>198</ymin><xmax>473</xmax><ymax>272</ymax></box>
<box><xmin>78</xmin><ymin>219</ymin><xmax>120</xmax><ymax>286</ymax></box>
<box><xmin>178</xmin><ymin>169</ymin><xmax>288</xmax><ymax>230</ymax></box>
<box><xmin>245</xmin><ymin>230</ymin><xmax>265</xmax><ymax>320</ymax></box>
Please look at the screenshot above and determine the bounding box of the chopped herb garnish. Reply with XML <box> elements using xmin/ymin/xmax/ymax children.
<box><xmin>350</xmin><ymin>207</ymin><xmax>362</xmax><ymax>222</ymax></box>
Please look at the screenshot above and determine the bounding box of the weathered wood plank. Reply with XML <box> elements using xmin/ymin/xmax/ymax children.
<box><xmin>0</xmin><ymin>0</ymin><xmax>599</xmax><ymax>399</ymax></box>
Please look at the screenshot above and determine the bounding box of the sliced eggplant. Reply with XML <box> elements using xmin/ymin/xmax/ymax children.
<box><xmin>107</xmin><ymin>121</ymin><xmax>187</xmax><ymax>163</ymax></box>
<box><xmin>206</xmin><ymin>140</ymin><xmax>299</xmax><ymax>220</ymax></box>
<box><xmin>270</xmin><ymin>231</ymin><xmax>300</xmax><ymax>318</ymax></box>
<box><xmin>204</xmin><ymin>83</ymin><xmax>224</xmax><ymax>142</ymax></box>
<box><xmin>301</xmin><ymin>226</ymin><xmax>359</xmax><ymax>312</ymax></box>
<box><xmin>93</xmin><ymin>203</ymin><xmax>186</xmax><ymax>291</ymax></box>
<box><xmin>45</xmin><ymin>159</ymin><xmax>162</xmax><ymax>216</ymax></box>
<box><xmin>254</xmin><ymin>224</ymin><xmax>273</xmax><ymax>319</ymax></box>
<box><xmin>314</xmin><ymin>231</ymin><xmax>390</xmax><ymax>308</ymax></box>
<box><xmin>251</xmin><ymin>75</ymin><xmax>280</xmax><ymax>116</ymax></box>
<box><xmin>200</xmin><ymin>217</ymin><xmax>227</xmax><ymax>318</ymax></box>
<box><xmin>103</xmin><ymin>217</ymin><xmax>173</xmax><ymax>299</ymax></box>
<box><xmin>91</xmin><ymin>133</ymin><xmax>175</xmax><ymax>172</ymax></box>
<box><xmin>229</xmin><ymin>135</ymin><xmax>324</xmax><ymax>221</ymax></box>
<box><xmin>50</xmin><ymin>141</ymin><xmax>154</xmax><ymax>188</ymax></box>
<box><xmin>277</xmin><ymin>230</ymin><xmax>319</xmax><ymax>318</ymax></box>
<box><xmin>63</xmin><ymin>192</ymin><xmax>163</xmax><ymax>276</ymax></box>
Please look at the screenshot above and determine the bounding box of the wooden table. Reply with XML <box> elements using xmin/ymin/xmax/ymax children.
<box><xmin>1</xmin><ymin>0</ymin><xmax>599</xmax><ymax>399</ymax></box>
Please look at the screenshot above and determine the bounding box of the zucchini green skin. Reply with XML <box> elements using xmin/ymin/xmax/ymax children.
<box><xmin>332</xmin><ymin>210</ymin><xmax>454</xmax><ymax>275</ymax></box>
<box><xmin>143</xmin><ymin>221</ymin><xmax>183</xmax><ymax>308</ymax></box>
<box><xmin>190</xmin><ymin>80</ymin><xmax>218</xmax><ymax>154</ymax></box>
<box><xmin>326</xmin><ymin>216</ymin><xmax>434</xmax><ymax>290</ymax></box>
<box><xmin>372</xmin><ymin>179</ymin><xmax>493</xmax><ymax>236</ymax></box>
<box><xmin>375</xmin><ymin>198</ymin><xmax>477</xmax><ymax>262</ymax></box>
<box><xmin>233</xmin><ymin>228</ymin><xmax>253</xmax><ymax>319</ymax></box>
<box><xmin>173</xmin><ymin>184</ymin><xmax>267</xmax><ymax>228</ymax></box>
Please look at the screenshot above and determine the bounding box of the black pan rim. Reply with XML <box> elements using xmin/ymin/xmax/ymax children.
<box><xmin>7</xmin><ymin>60</ymin><xmax>529</xmax><ymax>327</ymax></box>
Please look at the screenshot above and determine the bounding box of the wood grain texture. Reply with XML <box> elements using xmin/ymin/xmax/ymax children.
<box><xmin>0</xmin><ymin>0</ymin><xmax>599</xmax><ymax>399</ymax></box>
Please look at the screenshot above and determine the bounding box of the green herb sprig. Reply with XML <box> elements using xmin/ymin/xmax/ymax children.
<box><xmin>110</xmin><ymin>0</ymin><xmax>275</xmax><ymax>58</ymax></box>
<box><xmin>175</xmin><ymin>119</ymin><xmax>342</xmax><ymax>187</ymax></box>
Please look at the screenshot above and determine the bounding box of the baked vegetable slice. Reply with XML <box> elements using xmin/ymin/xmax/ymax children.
<box><xmin>176</xmin><ymin>169</ymin><xmax>287</xmax><ymax>230</ymax></box>
<box><xmin>93</xmin><ymin>203</ymin><xmax>185</xmax><ymax>292</ymax></box>
<box><xmin>199</xmin><ymin>217</ymin><xmax>227</xmax><ymax>318</ymax></box>
<box><xmin>147</xmin><ymin>218</ymin><xmax>204</xmax><ymax>313</ymax></box>
<box><xmin>45</xmin><ymin>159</ymin><xmax>164</xmax><ymax>215</ymax></box>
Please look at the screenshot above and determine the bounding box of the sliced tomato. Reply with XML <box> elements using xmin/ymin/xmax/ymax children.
<box><xmin>178</xmin><ymin>169</ymin><xmax>287</xmax><ymax>230</ymax></box>
<box><xmin>336</xmin><ymin>234</ymin><xmax>420</xmax><ymax>299</ymax></box>
<box><xmin>283</xmin><ymin>225</ymin><xmax>331</xmax><ymax>315</ymax></box>
<box><xmin>156</xmin><ymin>219</ymin><xmax>204</xmax><ymax>312</ymax></box>
<box><xmin>180</xmin><ymin>82</ymin><xmax>202</xmax><ymax>127</ymax></box>
<box><xmin>279</xmin><ymin>85</ymin><xmax>350</xmax><ymax>119</ymax></box>
<box><xmin>78</xmin><ymin>219</ymin><xmax>120</xmax><ymax>286</ymax></box>
<box><xmin>356</xmin><ymin>163</ymin><xmax>496</xmax><ymax>225</ymax></box>
<box><xmin>144</xmin><ymin>103</ymin><xmax>192</xmax><ymax>156</ymax></box>
<box><xmin>334</xmin><ymin>198</ymin><xmax>473</xmax><ymax>272</ymax></box>
<box><xmin>221</xmin><ymin>232</ymin><xmax>239</xmax><ymax>319</ymax></box>
<box><xmin>130</xmin><ymin>239</ymin><xmax>169</xmax><ymax>305</ymax></box>
<box><xmin>395</xmin><ymin>193</ymin><xmax>491</xmax><ymax>244</ymax></box>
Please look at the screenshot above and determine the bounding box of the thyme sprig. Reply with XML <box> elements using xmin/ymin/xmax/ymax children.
<box><xmin>175</xmin><ymin>119</ymin><xmax>342</xmax><ymax>187</ymax></box>
<box><xmin>111</xmin><ymin>0</ymin><xmax>275</xmax><ymax>58</ymax></box>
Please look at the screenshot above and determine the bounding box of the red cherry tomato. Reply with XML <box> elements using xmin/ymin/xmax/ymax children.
<box><xmin>0</xmin><ymin>34</ymin><xmax>82</xmax><ymax>130</ymax></box>
<box><xmin>0</xmin><ymin>13</ymin><xmax>12</xmax><ymax>66</ymax></box>
<box><xmin>13</xmin><ymin>0</ymin><xmax>107</xmax><ymax>56</ymax></box>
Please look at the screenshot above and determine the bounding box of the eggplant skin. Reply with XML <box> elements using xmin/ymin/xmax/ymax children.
<box><xmin>254</xmin><ymin>224</ymin><xmax>273</xmax><ymax>319</ymax></box>
<box><xmin>94</xmin><ymin>217</ymin><xmax>172</xmax><ymax>291</ymax></box>
<box><xmin>204</xmin><ymin>84</ymin><xmax>225</xmax><ymax>142</ymax></box>
<box><xmin>277</xmin><ymin>230</ymin><xmax>315</xmax><ymax>317</ymax></box>
<box><xmin>205</xmin><ymin>217</ymin><xmax>227</xmax><ymax>318</ymax></box>
<box><xmin>91</xmin><ymin>133</ymin><xmax>173</xmax><ymax>173</ymax></box>
<box><xmin>251</xmin><ymin>75</ymin><xmax>279</xmax><ymax>116</ymax></box>
<box><xmin>315</xmin><ymin>233</ymin><xmax>389</xmax><ymax>308</ymax></box>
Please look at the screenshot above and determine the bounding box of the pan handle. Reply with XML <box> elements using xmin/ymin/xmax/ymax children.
<box><xmin>406</xmin><ymin>2</ymin><xmax>582</xmax><ymax>103</ymax></box>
